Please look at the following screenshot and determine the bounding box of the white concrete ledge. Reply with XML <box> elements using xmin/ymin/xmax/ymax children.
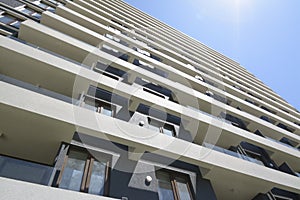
<box><xmin>0</xmin><ymin>177</ymin><xmax>118</xmax><ymax>200</ymax></box>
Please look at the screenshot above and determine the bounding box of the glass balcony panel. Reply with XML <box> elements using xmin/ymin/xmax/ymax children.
<box><xmin>0</xmin><ymin>155</ymin><xmax>53</xmax><ymax>185</ymax></box>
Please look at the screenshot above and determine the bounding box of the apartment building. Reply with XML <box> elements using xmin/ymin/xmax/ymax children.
<box><xmin>0</xmin><ymin>0</ymin><xmax>300</xmax><ymax>199</ymax></box>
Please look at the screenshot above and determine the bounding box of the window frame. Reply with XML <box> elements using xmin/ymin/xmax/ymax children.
<box><xmin>55</xmin><ymin>145</ymin><xmax>111</xmax><ymax>196</ymax></box>
<box><xmin>83</xmin><ymin>94</ymin><xmax>116</xmax><ymax>117</ymax></box>
<box><xmin>96</xmin><ymin>102</ymin><xmax>115</xmax><ymax>117</ymax></box>
<box><xmin>148</xmin><ymin>117</ymin><xmax>176</xmax><ymax>137</ymax></box>
<box><xmin>156</xmin><ymin>169</ymin><xmax>195</xmax><ymax>200</ymax></box>
<box><xmin>243</xmin><ymin>149</ymin><xmax>265</xmax><ymax>166</ymax></box>
<box><xmin>0</xmin><ymin>13</ymin><xmax>21</xmax><ymax>28</ymax></box>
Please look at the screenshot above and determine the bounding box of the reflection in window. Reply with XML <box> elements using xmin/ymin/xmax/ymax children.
<box><xmin>10</xmin><ymin>21</ymin><xmax>21</xmax><ymax>28</ymax></box>
<box><xmin>0</xmin><ymin>13</ymin><xmax>22</xmax><ymax>29</ymax></box>
<box><xmin>19</xmin><ymin>7</ymin><xmax>42</xmax><ymax>19</ymax></box>
<box><xmin>88</xmin><ymin>159</ymin><xmax>107</xmax><ymax>195</ymax></box>
<box><xmin>157</xmin><ymin>171</ymin><xmax>175</xmax><ymax>200</ymax></box>
<box><xmin>56</xmin><ymin>147</ymin><xmax>110</xmax><ymax>196</ymax></box>
<box><xmin>32</xmin><ymin>0</ymin><xmax>55</xmax><ymax>12</ymax></box>
<box><xmin>176</xmin><ymin>177</ymin><xmax>193</xmax><ymax>200</ymax></box>
<box><xmin>0</xmin><ymin>15</ymin><xmax>16</xmax><ymax>24</ymax></box>
<box><xmin>59</xmin><ymin>150</ymin><xmax>87</xmax><ymax>191</ymax></box>
<box><xmin>156</xmin><ymin>171</ymin><xmax>194</xmax><ymax>200</ymax></box>
<box><xmin>20</xmin><ymin>7</ymin><xmax>34</xmax><ymax>15</ymax></box>
<box><xmin>162</xmin><ymin>124</ymin><xmax>175</xmax><ymax>137</ymax></box>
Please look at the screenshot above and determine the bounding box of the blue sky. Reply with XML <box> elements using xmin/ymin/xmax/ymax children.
<box><xmin>124</xmin><ymin>0</ymin><xmax>300</xmax><ymax>111</ymax></box>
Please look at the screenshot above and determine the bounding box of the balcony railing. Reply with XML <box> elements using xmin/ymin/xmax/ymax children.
<box><xmin>0</xmin><ymin>155</ymin><xmax>53</xmax><ymax>186</ymax></box>
<box><xmin>265</xmin><ymin>137</ymin><xmax>299</xmax><ymax>152</ymax></box>
<box><xmin>203</xmin><ymin>143</ymin><xmax>264</xmax><ymax>166</ymax></box>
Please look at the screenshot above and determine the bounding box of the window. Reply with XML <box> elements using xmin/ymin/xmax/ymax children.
<box><xmin>261</xmin><ymin>106</ymin><xmax>276</xmax><ymax>115</ymax></box>
<box><xmin>31</xmin><ymin>12</ymin><xmax>42</xmax><ymax>19</ymax></box>
<box><xmin>205</xmin><ymin>91</ymin><xmax>228</xmax><ymax>104</ymax></box>
<box><xmin>148</xmin><ymin>118</ymin><xmax>175</xmax><ymax>137</ymax></box>
<box><xmin>55</xmin><ymin>147</ymin><xmax>110</xmax><ymax>196</ymax></box>
<box><xmin>219</xmin><ymin>112</ymin><xmax>248</xmax><ymax>130</ymax></box>
<box><xmin>279</xmin><ymin>137</ymin><xmax>297</xmax><ymax>148</ymax></box>
<box><xmin>260</xmin><ymin>116</ymin><xmax>276</xmax><ymax>124</ymax></box>
<box><xmin>270</xmin><ymin>188</ymin><xmax>299</xmax><ymax>200</ymax></box>
<box><xmin>20</xmin><ymin>7</ymin><xmax>34</xmax><ymax>15</ymax></box>
<box><xmin>277</xmin><ymin>123</ymin><xmax>295</xmax><ymax>133</ymax></box>
<box><xmin>97</xmin><ymin>103</ymin><xmax>113</xmax><ymax>117</ymax></box>
<box><xmin>162</xmin><ymin>124</ymin><xmax>175</xmax><ymax>137</ymax></box>
<box><xmin>133</xmin><ymin>46</ymin><xmax>151</xmax><ymax>57</ymax></box>
<box><xmin>273</xmin><ymin>196</ymin><xmax>293</xmax><ymax>200</ymax></box>
<box><xmin>248</xmin><ymin>92</ymin><xmax>262</xmax><ymax>100</ymax></box>
<box><xmin>47</xmin><ymin>0</ymin><xmax>63</xmax><ymax>6</ymax></box>
<box><xmin>194</xmin><ymin>75</ymin><xmax>204</xmax><ymax>82</ymax></box>
<box><xmin>135</xmin><ymin>77</ymin><xmax>173</xmax><ymax>100</ymax></box>
<box><xmin>84</xmin><ymin>95</ymin><xmax>114</xmax><ymax>117</ymax></box>
<box><xmin>243</xmin><ymin>149</ymin><xmax>265</xmax><ymax>166</ymax></box>
<box><xmin>10</xmin><ymin>21</ymin><xmax>21</xmax><ymax>28</ymax></box>
<box><xmin>82</xmin><ymin>86</ymin><xmax>119</xmax><ymax>117</ymax></box>
<box><xmin>19</xmin><ymin>7</ymin><xmax>41</xmax><ymax>19</ymax></box>
<box><xmin>148</xmin><ymin>118</ymin><xmax>161</xmax><ymax>132</ymax></box>
<box><xmin>133</xmin><ymin>59</ymin><xmax>168</xmax><ymax>78</ymax></box>
<box><xmin>245</xmin><ymin>99</ymin><xmax>259</xmax><ymax>106</ymax></box>
<box><xmin>104</xmin><ymin>33</ymin><xmax>128</xmax><ymax>47</ymax></box>
<box><xmin>0</xmin><ymin>14</ymin><xmax>21</xmax><ymax>28</ymax></box>
<box><xmin>132</xmin><ymin>47</ymin><xmax>162</xmax><ymax>62</ymax></box>
<box><xmin>0</xmin><ymin>15</ymin><xmax>16</xmax><ymax>24</ymax></box>
<box><xmin>156</xmin><ymin>170</ymin><xmax>194</xmax><ymax>200</ymax></box>
<box><xmin>294</xmin><ymin>122</ymin><xmax>300</xmax><ymax>127</ymax></box>
<box><xmin>32</xmin><ymin>1</ymin><xmax>55</xmax><ymax>12</ymax></box>
<box><xmin>93</xmin><ymin>61</ymin><xmax>127</xmax><ymax>81</ymax></box>
<box><xmin>101</xmin><ymin>44</ymin><xmax>129</xmax><ymax>61</ymax></box>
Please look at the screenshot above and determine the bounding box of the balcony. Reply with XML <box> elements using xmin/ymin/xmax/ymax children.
<box><xmin>205</xmin><ymin>90</ymin><xmax>229</xmax><ymax>105</ymax></box>
<box><xmin>277</xmin><ymin>123</ymin><xmax>295</xmax><ymax>134</ymax></box>
<box><xmin>104</xmin><ymin>33</ymin><xmax>129</xmax><ymax>47</ymax></box>
<box><xmin>132</xmin><ymin>46</ymin><xmax>162</xmax><ymax>62</ymax></box>
<box><xmin>203</xmin><ymin>140</ymin><xmax>300</xmax><ymax>179</ymax></box>
<box><xmin>0</xmin><ymin>155</ymin><xmax>53</xmax><ymax>186</ymax></box>
<box><xmin>0</xmin><ymin>145</ymin><xmax>118</xmax><ymax>200</ymax></box>
<box><xmin>253</xmin><ymin>188</ymin><xmax>300</xmax><ymax>200</ymax></box>
<box><xmin>92</xmin><ymin>61</ymin><xmax>128</xmax><ymax>82</ymax></box>
<box><xmin>133</xmin><ymin>58</ymin><xmax>168</xmax><ymax>78</ymax></box>
<box><xmin>101</xmin><ymin>44</ymin><xmax>129</xmax><ymax>62</ymax></box>
<box><xmin>134</xmin><ymin>77</ymin><xmax>176</xmax><ymax>101</ymax></box>
<box><xmin>203</xmin><ymin>143</ymin><xmax>265</xmax><ymax>166</ymax></box>
<box><xmin>79</xmin><ymin>85</ymin><xmax>129</xmax><ymax>119</ymax></box>
<box><xmin>265</xmin><ymin>137</ymin><xmax>299</xmax><ymax>152</ymax></box>
<box><xmin>219</xmin><ymin>112</ymin><xmax>249</xmax><ymax>131</ymax></box>
<box><xmin>260</xmin><ymin>116</ymin><xmax>276</xmax><ymax>124</ymax></box>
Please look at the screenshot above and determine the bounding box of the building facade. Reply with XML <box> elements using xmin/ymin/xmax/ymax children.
<box><xmin>0</xmin><ymin>0</ymin><xmax>300</xmax><ymax>199</ymax></box>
